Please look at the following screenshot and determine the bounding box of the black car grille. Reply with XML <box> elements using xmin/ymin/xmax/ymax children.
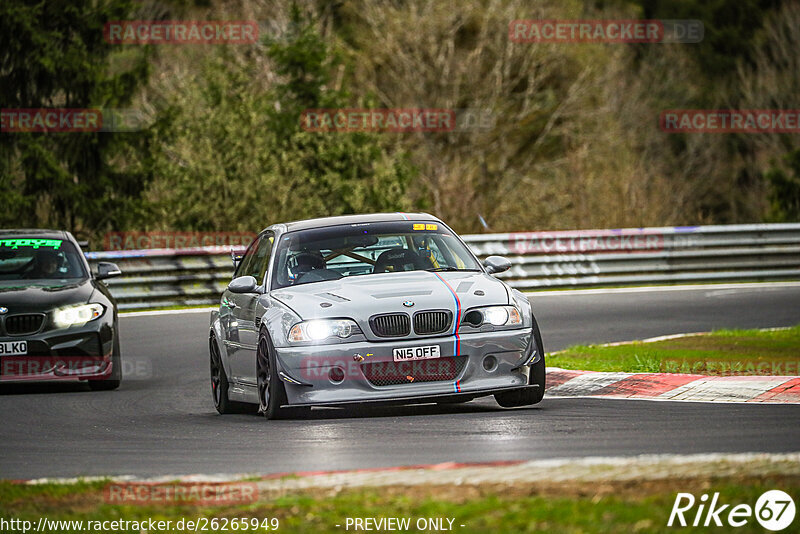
<box><xmin>370</xmin><ymin>313</ymin><xmax>411</xmax><ymax>337</ymax></box>
<box><xmin>413</xmin><ymin>311</ymin><xmax>451</xmax><ymax>335</ymax></box>
<box><xmin>4</xmin><ymin>314</ymin><xmax>46</xmax><ymax>335</ymax></box>
<box><xmin>362</xmin><ymin>356</ymin><xmax>466</xmax><ymax>387</ymax></box>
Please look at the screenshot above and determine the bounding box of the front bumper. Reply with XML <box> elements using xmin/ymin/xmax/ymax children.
<box><xmin>0</xmin><ymin>320</ymin><xmax>114</xmax><ymax>383</ymax></box>
<box><xmin>275</xmin><ymin>328</ymin><xmax>534</xmax><ymax>406</ymax></box>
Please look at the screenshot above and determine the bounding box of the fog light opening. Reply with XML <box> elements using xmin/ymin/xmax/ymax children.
<box><xmin>328</xmin><ymin>367</ymin><xmax>345</xmax><ymax>384</ymax></box>
<box><xmin>483</xmin><ymin>355</ymin><xmax>498</xmax><ymax>372</ymax></box>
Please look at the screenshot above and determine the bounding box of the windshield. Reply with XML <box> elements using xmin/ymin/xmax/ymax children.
<box><xmin>272</xmin><ymin>221</ymin><xmax>482</xmax><ymax>289</ymax></box>
<box><xmin>0</xmin><ymin>238</ymin><xmax>87</xmax><ymax>284</ymax></box>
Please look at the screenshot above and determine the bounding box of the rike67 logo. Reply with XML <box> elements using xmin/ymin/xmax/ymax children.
<box><xmin>668</xmin><ymin>490</ymin><xmax>796</xmax><ymax>531</ymax></box>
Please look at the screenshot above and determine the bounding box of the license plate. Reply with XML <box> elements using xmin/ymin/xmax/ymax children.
<box><xmin>393</xmin><ymin>344</ymin><xmax>440</xmax><ymax>362</ymax></box>
<box><xmin>0</xmin><ymin>341</ymin><xmax>28</xmax><ymax>356</ymax></box>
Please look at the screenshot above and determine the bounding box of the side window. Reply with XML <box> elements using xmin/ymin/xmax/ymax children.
<box><xmin>234</xmin><ymin>239</ymin><xmax>259</xmax><ymax>279</ymax></box>
<box><xmin>241</xmin><ymin>233</ymin><xmax>274</xmax><ymax>284</ymax></box>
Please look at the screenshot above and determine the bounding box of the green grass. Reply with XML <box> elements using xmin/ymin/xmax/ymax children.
<box><xmin>549</xmin><ymin>325</ymin><xmax>800</xmax><ymax>375</ymax></box>
<box><xmin>1</xmin><ymin>478</ymin><xmax>797</xmax><ymax>533</ymax></box>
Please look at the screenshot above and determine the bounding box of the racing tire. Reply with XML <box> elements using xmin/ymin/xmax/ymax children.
<box><xmin>257</xmin><ymin>329</ymin><xmax>309</xmax><ymax>420</ymax></box>
<box><xmin>209</xmin><ymin>334</ymin><xmax>252</xmax><ymax>414</ymax></box>
<box><xmin>495</xmin><ymin>317</ymin><xmax>546</xmax><ymax>408</ymax></box>
<box><xmin>89</xmin><ymin>334</ymin><xmax>122</xmax><ymax>391</ymax></box>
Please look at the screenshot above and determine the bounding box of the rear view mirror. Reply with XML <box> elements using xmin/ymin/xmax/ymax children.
<box><xmin>96</xmin><ymin>262</ymin><xmax>122</xmax><ymax>281</ymax></box>
<box><xmin>345</xmin><ymin>234</ymin><xmax>380</xmax><ymax>248</ymax></box>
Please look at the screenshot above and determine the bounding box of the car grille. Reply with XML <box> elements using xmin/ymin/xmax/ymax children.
<box><xmin>4</xmin><ymin>314</ymin><xmax>46</xmax><ymax>336</ymax></box>
<box><xmin>370</xmin><ymin>313</ymin><xmax>411</xmax><ymax>337</ymax></box>
<box><xmin>413</xmin><ymin>311</ymin><xmax>451</xmax><ymax>335</ymax></box>
<box><xmin>361</xmin><ymin>356</ymin><xmax>466</xmax><ymax>387</ymax></box>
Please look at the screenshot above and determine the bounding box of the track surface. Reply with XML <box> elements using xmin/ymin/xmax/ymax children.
<box><xmin>1</xmin><ymin>284</ymin><xmax>799</xmax><ymax>479</ymax></box>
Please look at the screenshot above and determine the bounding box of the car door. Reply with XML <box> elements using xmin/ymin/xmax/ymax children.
<box><xmin>220</xmin><ymin>240</ymin><xmax>256</xmax><ymax>356</ymax></box>
<box><xmin>226</xmin><ymin>232</ymin><xmax>274</xmax><ymax>385</ymax></box>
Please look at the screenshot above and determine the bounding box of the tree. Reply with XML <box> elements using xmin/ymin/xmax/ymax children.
<box><xmin>765</xmin><ymin>149</ymin><xmax>800</xmax><ymax>222</ymax></box>
<box><xmin>140</xmin><ymin>4</ymin><xmax>414</xmax><ymax>231</ymax></box>
<box><xmin>0</xmin><ymin>0</ymin><xmax>151</xmax><ymax>239</ymax></box>
<box><xmin>263</xmin><ymin>4</ymin><xmax>415</xmax><ymax>219</ymax></box>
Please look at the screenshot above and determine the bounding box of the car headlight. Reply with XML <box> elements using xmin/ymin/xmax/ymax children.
<box><xmin>52</xmin><ymin>303</ymin><xmax>105</xmax><ymax>328</ymax></box>
<box><xmin>288</xmin><ymin>319</ymin><xmax>359</xmax><ymax>342</ymax></box>
<box><xmin>464</xmin><ymin>306</ymin><xmax>522</xmax><ymax>327</ymax></box>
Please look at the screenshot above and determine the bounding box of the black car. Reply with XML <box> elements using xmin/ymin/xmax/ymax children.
<box><xmin>0</xmin><ymin>229</ymin><xmax>123</xmax><ymax>389</ymax></box>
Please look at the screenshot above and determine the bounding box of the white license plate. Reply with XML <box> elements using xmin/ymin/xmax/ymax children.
<box><xmin>0</xmin><ymin>340</ymin><xmax>28</xmax><ymax>356</ymax></box>
<box><xmin>393</xmin><ymin>344</ymin><xmax>440</xmax><ymax>362</ymax></box>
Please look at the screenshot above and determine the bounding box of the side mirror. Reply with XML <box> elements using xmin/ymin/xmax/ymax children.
<box><xmin>483</xmin><ymin>255</ymin><xmax>512</xmax><ymax>275</ymax></box>
<box><xmin>96</xmin><ymin>262</ymin><xmax>122</xmax><ymax>281</ymax></box>
<box><xmin>228</xmin><ymin>275</ymin><xmax>258</xmax><ymax>294</ymax></box>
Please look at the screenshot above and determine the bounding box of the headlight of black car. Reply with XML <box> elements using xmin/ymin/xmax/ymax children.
<box><xmin>52</xmin><ymin>303</ymin><xmax>105</xmax><ymax>328</ymax></box>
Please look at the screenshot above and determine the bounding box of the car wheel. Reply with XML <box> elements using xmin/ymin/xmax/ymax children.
<box><xmin>256</xmin><ymin>329</ymin><xmax>295</xmax><ymax>420</ymax></box>
<box><xmin>495</xmin><ymin>317</ymin><xmax>546</xmax><ymax>408</ymax></box>
<box><xmin>89</xmin><ymin>334</ymin><xmax>122</xmax><ymax>391</ymax></box>
<box><xmin>210</xmin><ymin>335</ymin><xmax>255</xmax><ymax>414</ymax></box>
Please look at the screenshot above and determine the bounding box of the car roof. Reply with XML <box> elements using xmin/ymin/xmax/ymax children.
<box><xmin>0</xmin><ymin>229</ymin><xmax>71</xmax><ymax>240</ymax></box>
<box><xmin>270</xmin><ymin>213</ymin><xmax>441</xmax><ymax>233</ymax></box>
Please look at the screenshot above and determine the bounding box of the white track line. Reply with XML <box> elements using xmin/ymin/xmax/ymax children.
<box><xmin>549</xmin><ymin>326</ymin><xmax>794</xmax><ymax>353</ymax></box>
<box><xmin>120</xmin><ymin>307</ymin><xmax>216</xmax><ymax>317</ymax></box>
<box><xmin>525</xmin><ymin>281</ymin><xmax>800</xmax><ymax>296</ymax></box>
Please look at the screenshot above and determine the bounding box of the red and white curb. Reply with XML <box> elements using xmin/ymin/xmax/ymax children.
<box><xmin>21</xmin><ymin>453</ymin><xmax>800</xmax><ymax>487</ymax></box>
<box><xmin>545</xmin><ymin>367</ymin><xmax>800</xmax><ymax>403</ymax></box>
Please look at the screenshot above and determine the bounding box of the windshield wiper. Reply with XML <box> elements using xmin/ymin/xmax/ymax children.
<box><xmin>426</xmin><ymin>267</ymin><xmax>480</xmax><ymax>272</ymax></box>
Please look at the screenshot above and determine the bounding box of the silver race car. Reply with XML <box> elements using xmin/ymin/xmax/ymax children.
<box><xmin>209</xmin><ymin>213</ymin><xmax>545</xmax><ymax>418</ymax></box>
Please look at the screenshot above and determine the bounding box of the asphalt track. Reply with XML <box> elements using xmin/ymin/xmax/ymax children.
<box><xmin>1</xmin><ymin>283</ymin><xmax>799</xmax><ymax>480</ymax></box>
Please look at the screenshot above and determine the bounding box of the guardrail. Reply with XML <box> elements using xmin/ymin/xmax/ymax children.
<box><xmin>85</xmin><ymin>223</ymin><xmax>800</xmax><ymax>310</ymax></box>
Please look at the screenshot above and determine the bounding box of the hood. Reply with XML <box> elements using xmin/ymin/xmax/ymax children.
<box><xmin>271</xmin><ymin>270</ymin><xmax>510</xmax><ymax>324</ymax></box>
<box><xmin>0</xmin><ymin>278</ymin><xmax>95</xmax><ymax>314</ymax></box>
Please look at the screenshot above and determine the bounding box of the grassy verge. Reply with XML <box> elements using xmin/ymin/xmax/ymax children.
<box><xmin>549</xmin><ymin>325</ymin><xmax>800</xmax><ymax>375</ymax></box>
<box><xmin>1</xmin><ymin>476</ymin><xmax>797</xmax><ymax>533</ymax></box>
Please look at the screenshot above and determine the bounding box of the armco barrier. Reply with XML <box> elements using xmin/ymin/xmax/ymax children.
<box><xmin>85</xmin><ymin>223</ymin><xmax>800</xmax><ymax>310</ymax></box>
